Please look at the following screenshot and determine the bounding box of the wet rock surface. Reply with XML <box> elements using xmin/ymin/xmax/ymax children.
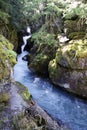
<box><xmin>0</xmin><ymin>82</ymin><xmax>69</xmax><ymax>130</ymax></box>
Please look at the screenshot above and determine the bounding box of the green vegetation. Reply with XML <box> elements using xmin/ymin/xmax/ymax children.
<box><xmin>0</xmin><ymin>0</ymin><xmax>86</xmax><ymax>94</ymax></box>
<box><xmin>22</xmin><ymin>0</ymin><xmax>87</xmax><ymax>46</ymax></box>
<box><xmin>64</xmin><ymin>2</ymin><xmax>87</xmax><ymax>20</ymax></box>
<box><xmin>0</xmin><ymin>35</ymin><xmax>17</xmax><ymax>81</ymax></box>
<box><xmin>0</xmin><ymin>93</ymin><xmax>10</xmax><ymax>103</ymax></box>
<box><xmin>0</xmin><ymin>0</ymin><xmax>11</xmax><ymax>25</ymax></box>
<box><xmin>16</xmin><ymin>82</ymin><xmax>31</xmax><ymax>101</ymax></box>
<box><xmin>0</xmin><ymin>0</ymin><xmax>86</xmax><ymax>34</ymax></box>
<box><xmin>32</xmin><ymin>31</ymin><xmax>57</xmax><ymax>45</ymax></box>
<box><xmin>0</xmin><ymin>0</ymin><xmax>26</xmax><ymax>30</ymax></box>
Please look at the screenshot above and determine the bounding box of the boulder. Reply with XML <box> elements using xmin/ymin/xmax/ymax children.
<box><xmin>0</xmin><ymin>35</ymin><xmax>17</xmax><ymax>82</ymax></box>
<box><xmin>28</xmin><ymin>43</ymin><xmax>58</xmax><ymax>75</ymax></box>
<box><xmin>49</xmin><ymin>39</ymin><xmax>87</xmax><ymax>98</ymax></box>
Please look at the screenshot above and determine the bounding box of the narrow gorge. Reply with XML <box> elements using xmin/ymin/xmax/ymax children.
<box><xmin>14</xmin><ymin>27</ymin><xmax>87</xmax><ymax>130</ymax></box>
<box><xmin>0</xmin><ymin>0</ymin><xmax>87</xmax><ymax>130</ymax></box>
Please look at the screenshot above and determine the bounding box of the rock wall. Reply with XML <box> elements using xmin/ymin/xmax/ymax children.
<box><xmin>48</xmin><ymin>39</ymin><xmax>87</xmax><ymax>98</ymax></box>
<box><xmin>0</xmin><ymin>15</ymin><xmax>18</xmax><ymax>51</ymax></box>
<box><xmin>0</xmin><ymin>38</ymin><xmax>67</xmax><ymax>129</ymax></box>
<box><xmin>0</xmin><ymin>35</ymin><xmax>17</xmax><ymax>83</ymax></box>
<box><xmin>28</xmin><ymin>42</ymin><xmax>58</xmax><ymax>75</ymax></box>
<box><xmin>28</xmin><ymin>13</ymin><xmax>87</xmax><ymax>98</ymax></box>
<box><xmin>0</xmin><ymin>25</ymin><xmax>18</xmax><ymax>51</ymax></box>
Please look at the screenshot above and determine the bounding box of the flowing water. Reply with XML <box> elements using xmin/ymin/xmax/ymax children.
<box><xmin>14</xmin><ymin>32</ymin><xmax>87</xmax><ymax>130</ymax></box>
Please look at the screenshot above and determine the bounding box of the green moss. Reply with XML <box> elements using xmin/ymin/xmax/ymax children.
<box><xmin>22</xmin><ymin>91</ymin><xmax>31</xmax><ymax>101</ymax></box>
<box><xmin>48</xmin><ymin>59</ymin><xmax>58</xmax><ymax>79</ymax></box>
<box><xmin>0</xmin><ymin>23</ymin><xmax>18</xmax><ymax>51</ymax></box>
<box><xmin>29</xmin><ymin>54</ymin><xmax>49</xmax><ymax>74</ymax></box>
<box><xmin>0</xmin><ymin>103</ymin><xmax>5</xmax><ymax>111</ymax></box>
<box><xmin>64</xmin><ymin>20</ymin><xmax>86</xmax><ymax>37</ymax></box>
<box><xmin>7</xmin><ymin>25</ymin><xmax>18</xmax><ymax>51</ymax></box>
<box><xmin>13</xmin><ymin>113</ymin><xmax>37</xmax><ymax>130</ymax></box>
<box><xmin>0</xmin><ymin>35</ymin><xmax>13</xmax><ymax>50</ymax></box>
<box><xmin>69</xmin><ymin>39</ymin><xmax>87</xmax><ymax>58</ymax></box>
<box><xmin>32</xmin><ymin>31</ymin><xmax>57</xmax><ymax>46</ymax></box>
<box><xmin>29</xmin><ymin>39</ymin><xmax>58</xmax><ymax>75</ymax></box>
<box><xmin>15</xmin><ymin>82</ymin><xmax>31</xmax><ymax>101</ymax></box>
<box><xmin>0</xmin><ymin>10</ymin><xmax>10</xmax><ymax>25</ymax></box>
<box><xmin>7</xmin><ymin>50</ymin><xmax>17</xmax><ymax>65</ymax></box>
<box><xmin>55</xmin><ymin>39</ymin><xmax>87</xmax><ymax>69</ymax></box>
<box><xmin>0</xmin><ymin>35</ymin><xmax>17</xmax><ymax>81</ymax></box>
<box><xmin>68</xmin><ymin>32</ymin><xmax>86</xmax><ymax>39</ymax></box>
<box><xmin>0</xmin><ymin>93</ymin><xmax>10</xmax><ymax>103</ymax></box>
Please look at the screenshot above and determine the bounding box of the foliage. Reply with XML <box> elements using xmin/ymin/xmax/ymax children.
<box><xmin>8</xmin><ymin>0</ymin><xmax>26</xmax><ymax>30</ymax></box>
<box><xmin>7</xmin><ymin>50</ymin><xmax>17</xmax><ymax>59</ymax></box>
<box><xmin>0</xmin><ymin>0</ymin><xmax>11</xmax><ymax>14</ymax></box>
<box><xmin>0</xmin><ymin>0</ymin><xmax>86</xmax><ymax>34</ymax></box>
<box><xmin>0</xmin><ymin>0</ymin><xmax>11</xmax><ymax>25</ymax></box>
<box><xmin>32</xmin><ymin>31</ymin><xmax>57</xmax><ymax>45</ymax></box>
<box><xmin>64</xmin><ymin>3</ymin><xmax>87</xmax><ymax>20</ymax></box>
<box><xmin>23</xmin><ymin>0</ymin><xmax>65</xmax><ymax>23</ymax></box>
<box><xmin>0</xmin><ymin>10</ymin><xmax>10</xmax><ymax>24</ymax></box>
<box><xmin>0</xmin><ymin>35</ymin><xmax>17</xmax><ymax>81</ymax></box>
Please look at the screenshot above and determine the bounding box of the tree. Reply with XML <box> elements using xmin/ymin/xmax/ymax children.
<box><xmin>8</xmin><ymin>0</ymin><xmax>25</xmax><ymax>30</ymax></box>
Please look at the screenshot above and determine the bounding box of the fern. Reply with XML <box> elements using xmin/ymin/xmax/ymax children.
<box><xmin>0</xmin><ymin>10</ymin><xmax>10</xmax><ymax>24</ymax></box>
<box><xmin>64</xmin><ymin>3</ymin><xmax>87</xmax><ymax>22</ymax></box>
<box><xmin>32</xmin><ymin>31</ymin><xmax>57</xmax><ymax>46</ymax></box>
<box><xmin>0</xmin><ymin>0</ymin><xmax>12</xmax><ymax>13</ymax></box>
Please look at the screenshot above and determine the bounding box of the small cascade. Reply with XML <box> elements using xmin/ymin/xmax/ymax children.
<box><xmin>27</xmin><ymin>26</ymin><xmax>31</xmax><ymax>34</ymax></box>
<box><xmin>22</xmin><ymin>26</ymin><xmax>31</xmax><ymax>53</ymax></box>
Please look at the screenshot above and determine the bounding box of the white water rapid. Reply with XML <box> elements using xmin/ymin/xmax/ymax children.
<box><xmin>14</xmin><ymin>27</ymin><xmax>87</xmax><ymax>130</ymax></box>
<box><xmin>21</xmin><ymin>26</ymin><xmax>31</xmax><ymax>52</ymax></box>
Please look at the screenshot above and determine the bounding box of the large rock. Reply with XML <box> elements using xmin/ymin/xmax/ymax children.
<box><xmin>49</xmin><ymin>39</ymin><xmax>87</xmax><ymax>98</ymax></box>
<box><xmin>0</xmin><ymin>82</ymin><xmax>68</xmax><ymax>130</ymax></box>
<box><xmin>28</xmin><ymin>43</ymin><xmax>58</xmax><ymax>75</ymax></box>
<box><xmin>0</xmin><ymin>35</ymin><xmax>17</xmax><ymax>82</ymax></box>
<box><xmin>12</xmin><ymin>83</ymin><xmax>68</xmax><ymax>130</ymax></box>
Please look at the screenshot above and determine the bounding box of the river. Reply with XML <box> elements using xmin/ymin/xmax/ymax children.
<box><xmin>14</xmin><ymin>36</ymin><xmax>87</xmax><ymax>130</ymax></box>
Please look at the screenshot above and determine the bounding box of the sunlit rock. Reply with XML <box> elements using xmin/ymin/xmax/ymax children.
<box><xmin>49</xmin><ymin>39</ymin><xmax>87</xmax><ymax>98</ymax></box>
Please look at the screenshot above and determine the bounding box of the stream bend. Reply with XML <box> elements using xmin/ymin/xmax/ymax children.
<box><xmin>14</xmin><ymin>50</ymin><xmax>87</xmax><ymax>130</ymax></box>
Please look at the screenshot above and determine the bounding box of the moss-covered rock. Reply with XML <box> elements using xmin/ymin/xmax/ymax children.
<box><xmin>29</xmin><ymin>54</ymin><xmax>49</xmax><ymax>74</ymax></box>
<box><xmin>64</xmin><ymin>19</ymin><xmax>86</xmax><ymax>39</ymax></box>
<box><xmin>29</xmin><ymin>43</ymin><xmax>58</xmax><ymax>75</ymax></box>
<box><xmin>0</xmin><ymin>24</ymin><xmax>18</xmax><ymax>51</ymax></box>
<box><xmin>13</xmin><ymin>114</ymin><xmax>39</xmax><ymax>130</ymax></box>
<box><xmin>0</xmin><ymin>35</ymin><xmax>17</xmax><ymax>82</ymax></box>
<box><xmin>0</xmin><ymin>93</ymin><xmax>10</xmax><ymax>103</ymax></box>
<box><xmin>56</xmin><ymin>39</ymin><xmax>87</xmax><ymax>69</ymax></box>
<box><xmin>49</xmin><ymin>39</ymin><xmax>87</xmax><ymax>98</ymax></box>
<box><xmin>15</xmin><ymin>82</ymin><xmax>31</xmax><ymax>102</ymax></box>
<box><xmin>68</xmin><ymin>32</ymin><xmax>86</xmax><ymax>40</ymax></box>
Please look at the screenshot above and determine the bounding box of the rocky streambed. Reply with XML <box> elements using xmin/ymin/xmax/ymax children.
<box><xmin>0</xmin><ymin>34</ymin><xmax>68</xmax><ymax>130</ymax></box>
<box><xmin>14</xmin><ymin>50</ymin><xmax>87</xmax><ymax>130</ymax></box>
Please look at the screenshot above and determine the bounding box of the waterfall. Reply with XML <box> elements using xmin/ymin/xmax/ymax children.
<box><xmin>22</xmin><ymin>27</ymin><xmax>31</xmax><ymax>52</ymax></box>
<box><xmin>27</xmin><ymin>26</ymin><xmax>31</xmax><ymax>34</ymax></box>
